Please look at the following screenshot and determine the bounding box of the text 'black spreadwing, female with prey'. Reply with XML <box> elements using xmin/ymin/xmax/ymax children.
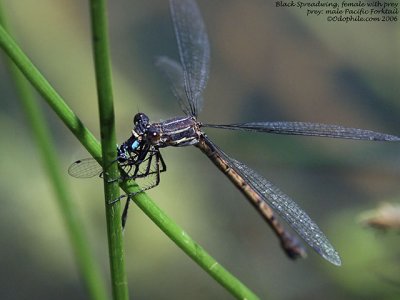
<box><xmin>69</xmin><ymin>0</ymin><xmax>400</xmax><ymax>266</ymax></box>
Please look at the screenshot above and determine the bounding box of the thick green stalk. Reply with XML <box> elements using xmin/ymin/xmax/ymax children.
<box><xmin>89</xmin><ymin>0</ymin><xmax>128</xmax><ymax>299</ymax></box>
<box><xmin>0</xmin><ymin>6</ymin><xmax>108</xmax><ymax>300</ymax></box>
<box><xmin>0</xmin><ymin>23</ymin><xmax>260</xmax><ymax>300</ymax></box>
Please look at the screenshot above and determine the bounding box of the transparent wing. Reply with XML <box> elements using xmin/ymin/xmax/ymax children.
<box><xmin>68</xmin><ymin>158</ymin><xmax>102</xmax><ymax>178</ymax></box>
<box><xmin>204</xmin><ymin>122</ymin><xmax>400</xmax><ymax>141</ymax></box>
<box><xmin>156</xmin><ymin>56</ymin><xmax>204</xmax><ymax>116</ymax></box>
<box><xmin>212</xmin><ymin>142</ymin><xmax>341</xmax><ymax>266</ymax></box>
<box><xmin>169</xmin><ymin>0</ymin><xmax>209</xmax><ymax>117</ymax></box>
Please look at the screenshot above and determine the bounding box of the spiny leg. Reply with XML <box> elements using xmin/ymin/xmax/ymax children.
<box><xmin>110</xmin><ymin>149</ymin><xmax>165</xmax><ymax>228</ymax></box>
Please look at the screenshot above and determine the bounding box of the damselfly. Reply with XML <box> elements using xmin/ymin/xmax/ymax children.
<box><xmin>69</xmin><ymin>0</ymin><xmax>400</xmax><ymax>266</ymax></box>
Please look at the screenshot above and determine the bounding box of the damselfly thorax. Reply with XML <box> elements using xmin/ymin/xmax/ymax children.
<box><xmin>138</xmin><ymin>115</ymin><xmax>201</xmax><ymax>148</ymax></box>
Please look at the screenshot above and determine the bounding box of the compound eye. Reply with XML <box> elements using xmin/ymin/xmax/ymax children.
<box><xmin>133</xmin><ymin>113</ymin><xmax>141</xmax><ymax>125</ymax></box>
<box><xmin>133</xmin><ymin>113</ymin><xmax>149</xmax><ymax>126</ymax></box>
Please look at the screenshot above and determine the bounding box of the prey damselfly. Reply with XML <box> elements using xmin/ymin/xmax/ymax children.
<box><xmin>69</xmin><ymin>0</ymin><xmax>400</xmax><ymax>266</ymax></box>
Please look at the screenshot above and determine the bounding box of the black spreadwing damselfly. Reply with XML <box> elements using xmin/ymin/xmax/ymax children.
<box><xmin>69</xmin><ymin>0</ymin><xmax>400</xmax><ymax>266</ymax></box>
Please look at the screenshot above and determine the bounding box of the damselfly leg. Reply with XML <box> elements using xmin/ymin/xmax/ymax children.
<box><xmin>120</xmin><ymin>149</ymin><xmax>166</xmax><ymax>228</ymax></box>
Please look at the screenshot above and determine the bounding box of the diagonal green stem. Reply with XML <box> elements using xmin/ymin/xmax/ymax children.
<box><xmin>0</xmin><ymin>22</ymin><xmax>260</xmax><ymax>300</ymax></box>
<box><xmin>0</xmin><ymin>5</ymin><xmax>109</xmax><ymax>300</ymax></box>
<box><xmin>89</xmin><ymin>0</ymin><xmax>128</xmax><ymax>299</ymax></box>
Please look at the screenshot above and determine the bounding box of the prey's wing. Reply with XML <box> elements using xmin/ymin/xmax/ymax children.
<box><xmin>68</xmin><ymin>158</ymin><xmax>102</xmax><ymax>178</ymax></box>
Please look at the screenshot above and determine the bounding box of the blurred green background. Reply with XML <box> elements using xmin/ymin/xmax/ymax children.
<box><xmin>0</xmin><ymin>0</ymin><xmax>399</xmax><ymax>299</ymax></box>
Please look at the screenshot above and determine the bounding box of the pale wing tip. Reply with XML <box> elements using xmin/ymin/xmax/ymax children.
<box><xmin>323</xmin><ymin>251</ymin><xmax>342</xmax><ymax>267</ymax></box>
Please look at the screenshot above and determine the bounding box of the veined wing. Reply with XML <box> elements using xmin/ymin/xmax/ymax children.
<box><xmin>155</xmin><ymin>56</ymin><xmax>203</xmax><ymax>116</ymax></box>
<box><xmin>204</xmin><ymin>122</ymin><xmax>400</xmax><ymax>141</ymax></box>
<box><xmin>213</xmin><ymin>143</ymin><xmax>341</xmax><ymax>266</ymax></box>
<box><xmin>68</xmin><ymin>158</ymin><xmax>102</xmax><ymax>178</ymax></box>
<box><xmin>169</xmin><ymin>0</ymin><xmax>209</xmax><ymax>117</ymax></box>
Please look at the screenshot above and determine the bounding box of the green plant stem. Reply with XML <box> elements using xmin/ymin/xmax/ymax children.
<box><xmin>0</xmin><ymin>6</ymin><xmax>108</xmax><ymax>300</ymax></box>
<box><xmin>0</xmin><ymin>23</ymin><xmax>260</xmax><ymax>300</ymax></box>
<box><xmin>120</xmin><ymin>180</ymin><xmax>260</xmax><ymax>300</ymax></box>
<box><xmin>89</xmin><ymin>0</ymin><xmax>128</xmax><ymax>299</ymax></box>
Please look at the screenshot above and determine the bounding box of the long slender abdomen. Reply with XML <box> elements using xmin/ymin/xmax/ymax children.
<box><xmin>195</xmin><ymin>136</ymin><xmax>306</xmax><ymax>259</ymax></box>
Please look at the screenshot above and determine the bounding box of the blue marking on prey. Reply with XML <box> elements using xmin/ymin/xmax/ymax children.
<box><xmin>131</xmin><ymin>140</ymin><xmax>140</xmax><ymax>150</ymax></box>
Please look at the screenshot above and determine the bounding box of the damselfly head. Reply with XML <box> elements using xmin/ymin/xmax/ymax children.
<box><xmin>133</xmin><ymin>113</ymin><xmax>150</xmax><ymax>134</ymax></box>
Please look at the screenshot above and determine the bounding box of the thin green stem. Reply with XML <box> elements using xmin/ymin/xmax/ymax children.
<box><xmin>0</xmin><ymin>30</ymin><xmax>101</xmax><ymax>158</ymax></box>
<box><xmin>0</xmin><ymin>22</ymin><xmax>260</xmax><ymax>300</ymax></box>
<box><xmin>0</xmin><ymin>5</ymin><xmax>108</xmax><ymax>300</ymax></box>
<box><xmin>89</xmin><ymin>0</ymin><xmax>128</xmax><ymax>299</ymax></box>
<box><xmin>120</xmin><ymin>180</ymin><xmax>260</xmax><ymax>300</ymax></box>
